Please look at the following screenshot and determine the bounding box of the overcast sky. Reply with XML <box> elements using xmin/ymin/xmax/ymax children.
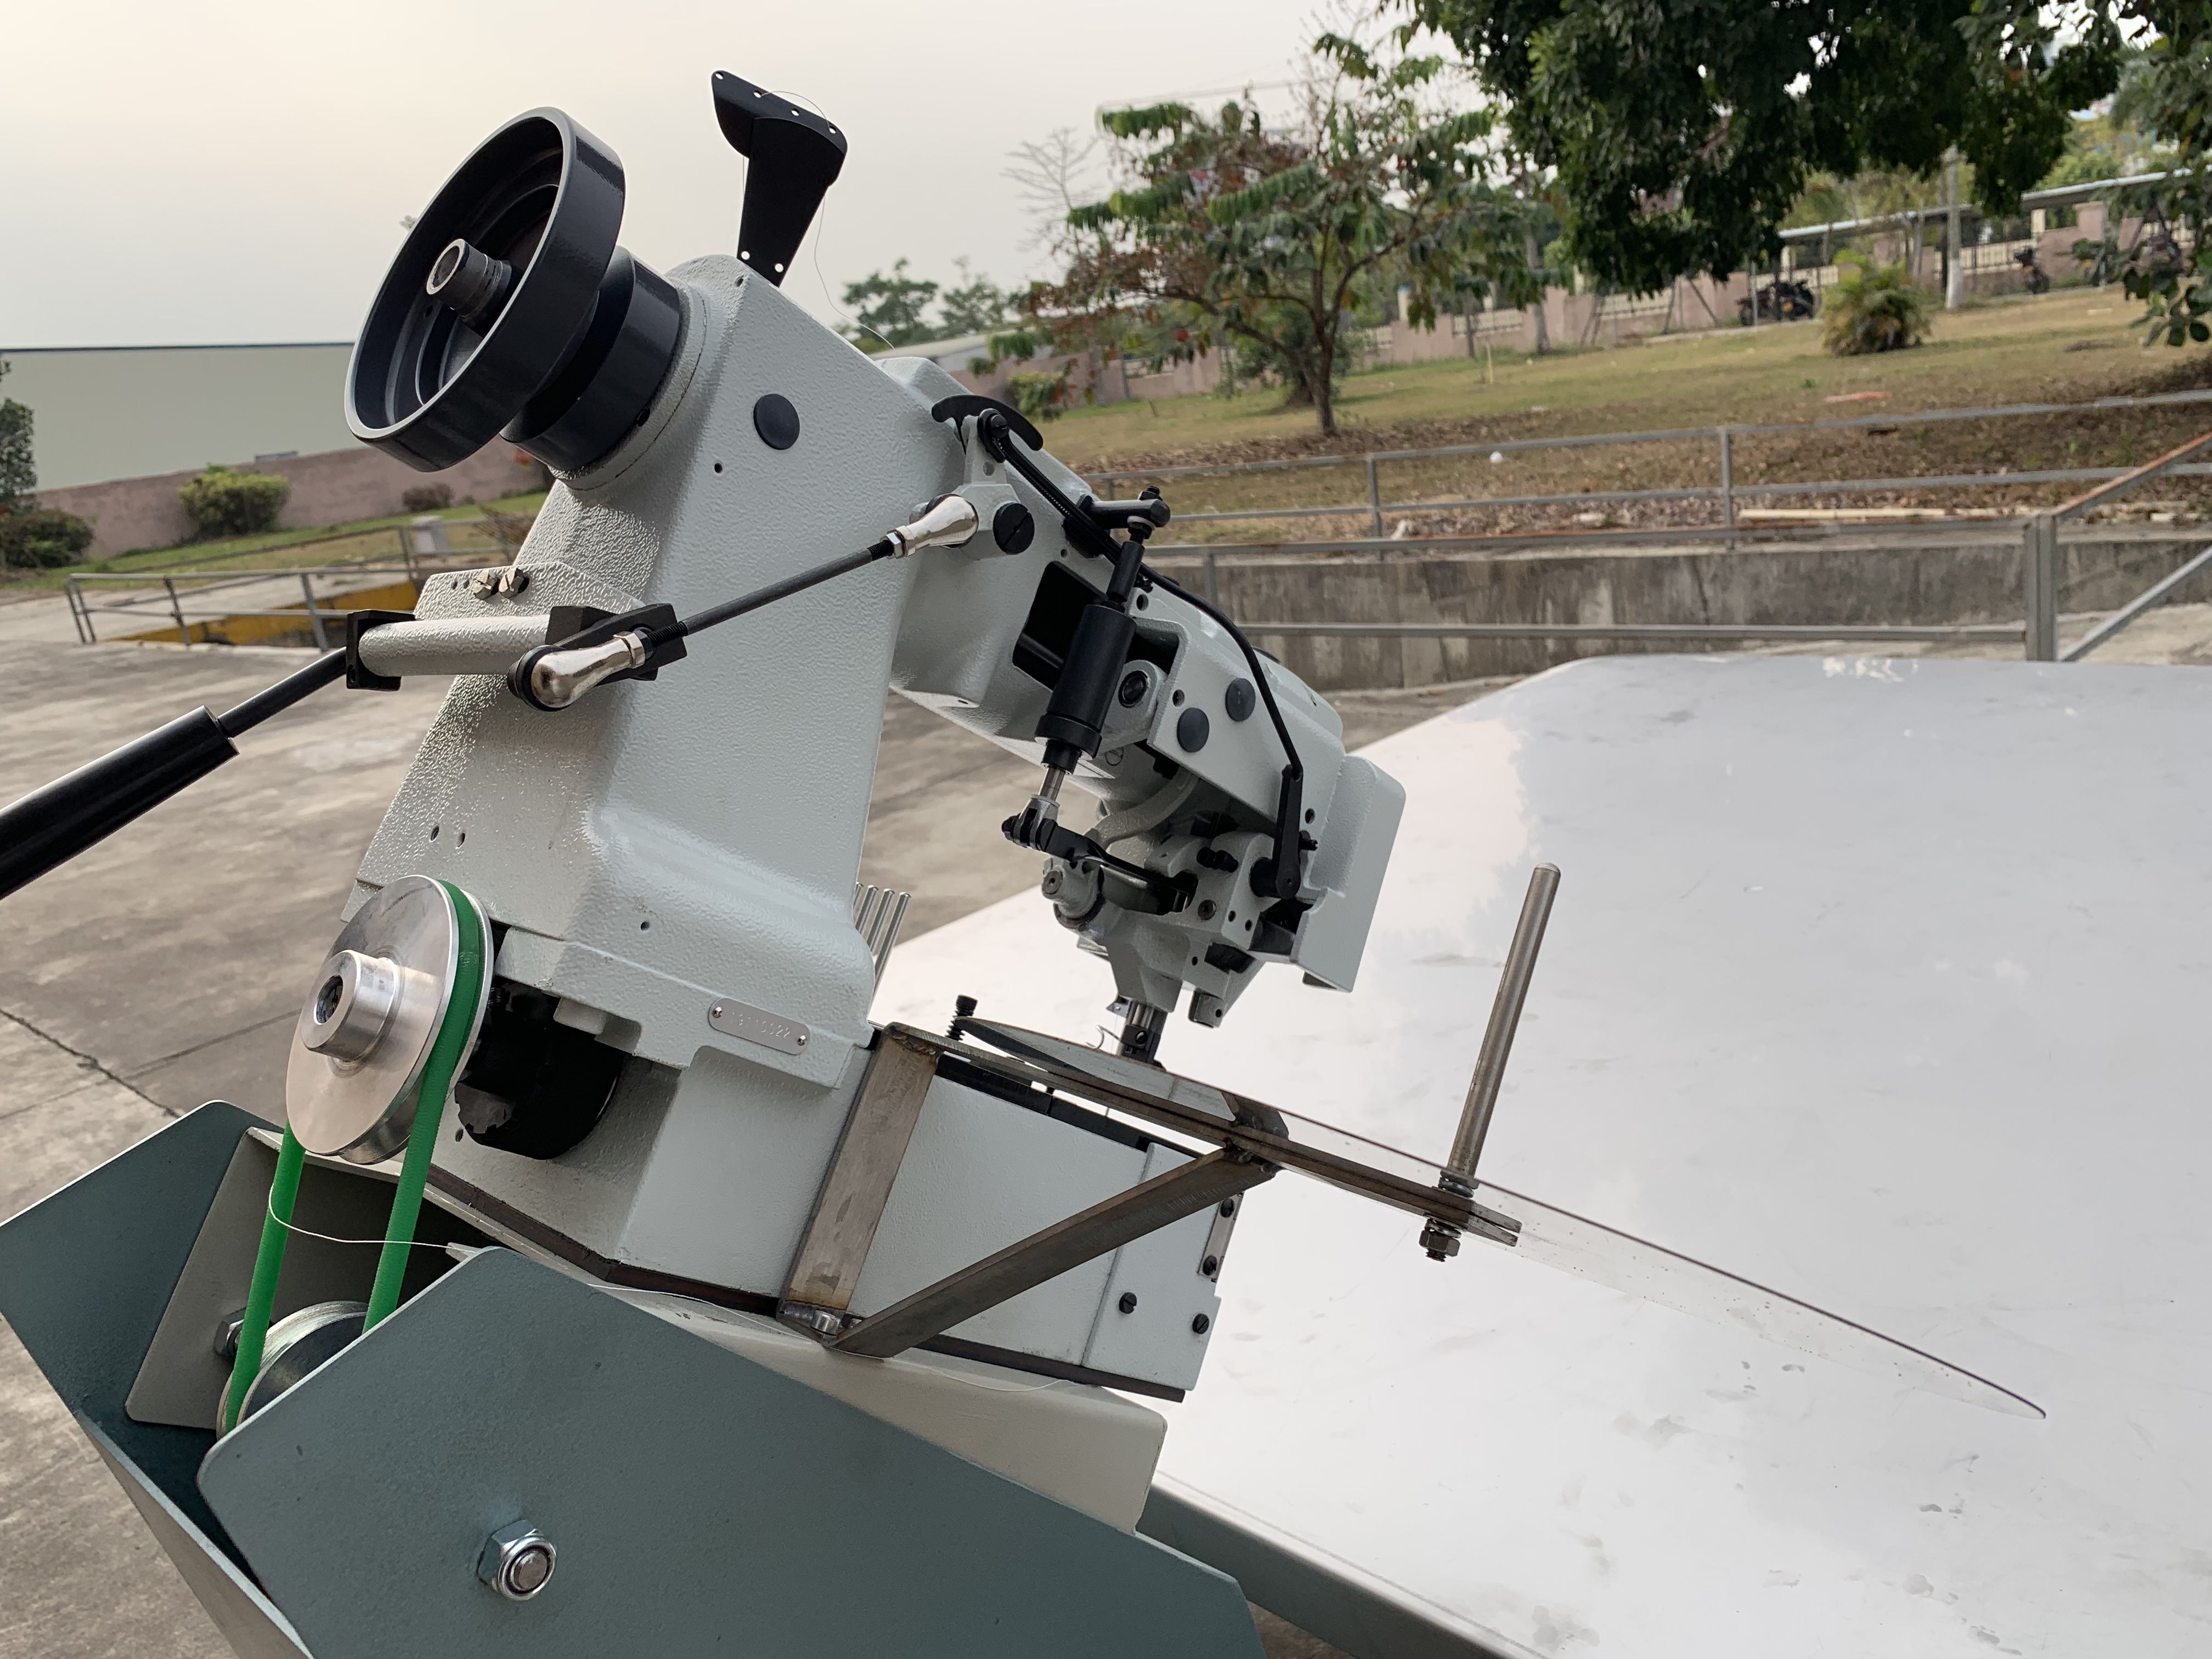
<box><xmin>1</xmin><ymin>0</ymin><xmax>1328</xmax><ymax>348</ymax></box>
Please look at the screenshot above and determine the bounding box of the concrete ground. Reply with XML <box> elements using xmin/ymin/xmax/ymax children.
<box><xmin>0</xmin><ymin>633</ymin><xmax>1491</xmax><ymax>1658</ymax></box>
<box><xmin>2</xmin><ymin>597</ymin><xmax>2203</xmax><ymax>1657</ymax></box>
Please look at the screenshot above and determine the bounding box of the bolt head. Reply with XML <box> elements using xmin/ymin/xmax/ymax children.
<box><xmin>478</xmin><ymin>1521</ymin><xmax>555</xmax><ymax>1601</ymax></box>
<box><xmin>1419</xmin><ymin>1218</ymin><xmax>1462</xmax><ymax>1261</ymax></box>
<box><xmin>1190</xmin><ymin>1313</ymin><xmax>1211</xmax><ymax>1335</ymax></box>
<box><xmin>1118</xmin><ymin>1291</ymin><xmax>1138</xmax><ymax>1314</ymax></box>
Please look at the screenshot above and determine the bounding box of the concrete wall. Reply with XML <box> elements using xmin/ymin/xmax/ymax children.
<box><xmin>1152</xmin><ymin>529</ymin><xmax>2208</xmax><ymax>690</ymax></box>
<box><xmin>35</xmin><ymin>443</ymin><xmax>546</xmax><ymax>558</ymax></box>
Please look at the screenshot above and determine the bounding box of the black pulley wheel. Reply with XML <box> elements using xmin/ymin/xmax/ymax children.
<box><xmin>347</xmin><ymin>108</ymin><xmax>680</xmax><ymax>474</ymax></box>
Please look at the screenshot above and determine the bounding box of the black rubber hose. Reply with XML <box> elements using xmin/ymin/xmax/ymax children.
<box><xmin>0</xmin><ymin>708</ymin><xmax>235</xmax><ymax>901</ymax></box>
<box><xmin>0</xmin><ymin>651</ymin><xmax>347</xmax><ymax>902</ymax></box>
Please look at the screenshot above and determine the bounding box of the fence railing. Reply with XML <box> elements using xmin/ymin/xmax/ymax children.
<box><xmin>2028</xmin><ymin>430</ymin><xmax>2212</xmax><ymax>661</ymax></box>
<box><xmin>1094</xmin><ymin>387</ymin><xmax>2212</xmax><ymax>545</ymax></box>
<box><xmin>63</xmin><ymin>564</ymin><xmax>460</xmax><ymax>648</ymax></box>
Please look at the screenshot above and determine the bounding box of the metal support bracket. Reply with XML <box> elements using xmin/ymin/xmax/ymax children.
<box><xmin>777</xmin><ymin>1031</ymin><xmax>938</xmax><ymax>1332</ymax></box>
<box><xmin>832</xmin><ymin>1150</ymin><xmax>1274</xmax><ymax>1361</ymax></box>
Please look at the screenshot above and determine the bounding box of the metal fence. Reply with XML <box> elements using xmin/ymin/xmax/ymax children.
<box><xmin>1096</xmin><ymin>386</ymin><xmax>2212</xmax><ymax>545</ymax></box>
<box><xmin>66</xmin><ymin>565</ymin><xmax>444</xmax><ymax>648</ymax></box>
<box><xmin>1093</xmin><ymin>393</ymin><xmax>2212</xmax><ymax>662</ymax></box>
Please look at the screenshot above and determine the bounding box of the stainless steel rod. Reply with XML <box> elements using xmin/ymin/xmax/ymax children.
<box><xmin>1446</xmin><ymin>864</ymin><xmax>1560</xmax><ymax>1184</ymax></box>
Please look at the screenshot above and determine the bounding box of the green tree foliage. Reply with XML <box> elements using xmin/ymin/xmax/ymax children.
<box><xmin>1820</xmin><ymin>252</ymin><xmax>1931</xmax><ymax>354</ymax></box>
<box><xmin>0</xmin><ymin>360</ymin><xmax>35</xmax><ymax>513</ymax></box>
<box><xmin>0</xmin><ymin>508</ymin><xmax>95</xmax><ymax>569</ymax></box>
<box><xmin>936</xmin><ymin>259</ymin><xmax>1011</xmax><ymax>336</ymax></box>
<box><xmin>1033</xmin><ymin>29</ymin><xmax>1533</xmax><ymax>432</ymax></box>
<box><xmin>1407</xmin><ymin>0</ymin><xmax>2125</xmax><ymax>291</ymax></box>
<box><xmin>2047</xmin><ymin>8</ymin><xmax>2212</xmax><ymax>346</ymax></box>
<box><xmin>839</xmin><ymin>259</ymin><xmax>941</xmax><ymax>348</ymax></box>
<box><xmin>178</xmin><ymin>466</ymin><xmax>290</xmax><ymax>539</ymax></box>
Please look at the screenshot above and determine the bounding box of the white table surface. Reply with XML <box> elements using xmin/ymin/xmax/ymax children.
<box><xmin>874</xmin><ymin>653</ymin><xmax>2210</xmax><ymax>1658</ymax></box>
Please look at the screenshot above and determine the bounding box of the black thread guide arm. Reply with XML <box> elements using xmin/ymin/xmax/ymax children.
<box><xmin>929</xmin><ymin>396</ymin><xmax>1311</xmax><ymax>901</ymax></box>
<box><xmin>712</xmin><ymin>71</ymin><xmax>847</xmax><ymax>287</ymax></box>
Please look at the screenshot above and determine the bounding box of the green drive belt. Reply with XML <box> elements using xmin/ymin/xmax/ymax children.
<box><xmin>219</xmin><ymin>879</ymin><xmax>487</xmax><ymax>1432</ymax></box>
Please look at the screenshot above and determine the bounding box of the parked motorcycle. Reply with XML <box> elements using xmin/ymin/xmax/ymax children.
<box><xmin>1739</xmin><ymin>278</ymin><xmax>1819</xmax><ymax>325</ymax></box>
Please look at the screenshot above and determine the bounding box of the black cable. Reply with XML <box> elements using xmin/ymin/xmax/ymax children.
<box><xmin>216</xmin><ymin>650</ymin><xmax>348</xmax><ymax>737</ymax></box>
<box><xmin>974</xmin><ymin>410</ymin><xmax>1302</xmax><ymax>781</ymax></box>
<box><xmin>666</xmin><ymin>539</ymin><xmax>896</xmax><ymax>642</ymax></box>
<box><xmin>1141</xmin><ymin>565</ymin><xmax>1304</xmax><ymax>789</ymax></box>
<box><xmin>971</xmin><ymin>405</ymin><xmax>1311</xmax><ymax>894</ymax></box>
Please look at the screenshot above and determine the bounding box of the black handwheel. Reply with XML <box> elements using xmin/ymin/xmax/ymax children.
<box><xmin>347</xmin><ymin>108</ymin><xmax>682</xmax><ymax>474</ymax></box>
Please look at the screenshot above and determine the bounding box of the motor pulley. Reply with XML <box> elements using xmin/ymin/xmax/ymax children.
<box><xmin>346</xmin><ymin>109</ymin><xmax>681</xmax><ymax>473</ymax></box>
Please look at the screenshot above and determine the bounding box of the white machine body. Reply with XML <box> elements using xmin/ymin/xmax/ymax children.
<box><xmin>347</xmin><ymin>258</ymin><xmax>1404</xmax><ymax>1392</ymax></box>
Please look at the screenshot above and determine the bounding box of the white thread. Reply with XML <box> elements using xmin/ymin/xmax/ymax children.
<box><xmin>267</xmin><ymin>1197</ymin><xmax>448</xmax><ymax>1249</ymax></box>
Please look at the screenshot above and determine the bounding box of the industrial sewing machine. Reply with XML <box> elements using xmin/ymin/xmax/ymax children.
<box><xmin>0</xmin><ymin>77</ymin><xmax>2034</xmax><ymax>1659</ymax></box>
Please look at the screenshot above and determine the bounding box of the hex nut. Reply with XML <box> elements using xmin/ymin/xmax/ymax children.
<box><xmin>478</xmin><ymin>1521</ymin><xmax>556</xmax><ymax>1601</ymax></box>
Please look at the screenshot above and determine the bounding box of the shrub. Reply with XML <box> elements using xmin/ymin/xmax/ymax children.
<box><xmin>0</xmin><ymin>507</ymin><xmax>95</xmax><ymax>569</ymax></box>
<box><xmin>401</xmin><ymin>483</ymin><xmax>453</xmax><ymax>513</ymax></box>
<box><xmin>178</xmin><ymin>466</ymin><xmax>290</xmax><ymax>539</ymax></box>
<box><xmin>1006</xmin><ymin>370</ymin><xmax>1071</xmax><ymax>423</ymax></box>
<box><xmin>1821</xmin><ymin>254</ymin><xmax>1931</xmax><ymax>356</ymax></box>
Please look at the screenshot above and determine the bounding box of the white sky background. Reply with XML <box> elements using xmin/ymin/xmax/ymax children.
<box><xmin>0</xmin><ymin>0</ymin><xmax>1330</xmax><ymax>348</ymax></box>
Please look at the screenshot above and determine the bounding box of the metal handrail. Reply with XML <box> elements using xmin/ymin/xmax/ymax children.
<box><xmin>1088</xmin><ymin>388</ymin><xmax>2212</xmax><ymax>485</ymax></box>
<box><xmin>63</xmin><ymin>562</ymin><xmax>471</xmax><ymax>646</ymax></box>
<box><xmin>1087</xmin><ymin>388</ymin><xmax>2212</xmax><ymax>546</ymax></box>
<box><xmin>2024</xmin><ymin>426</ymin><xmax>2212</xmax><ymax>659</ymax></box>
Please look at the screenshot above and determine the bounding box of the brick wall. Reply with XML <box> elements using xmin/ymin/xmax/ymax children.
<box><xmin>35</xmin><ymin>443</ymin><xmax>548</xmax><ymax>558</ymax></box>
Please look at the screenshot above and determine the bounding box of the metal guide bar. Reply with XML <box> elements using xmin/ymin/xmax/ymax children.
<box><xmin>878</xmin><ymin>1026</ymin><xmax>1520</xmax><ymax>1244</ymax></box>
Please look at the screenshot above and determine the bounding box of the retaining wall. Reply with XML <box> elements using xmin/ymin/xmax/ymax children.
<box><xmin>1153</xmin><ymin>528</ymin><xmax>2211</xmax><ymax>690</ymax></box>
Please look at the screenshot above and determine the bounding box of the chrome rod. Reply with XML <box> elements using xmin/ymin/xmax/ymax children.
<box><xmin>1446</xmin><ymin>864</ymin><xmax>1561</xmax><ymax>1187</ymax></box>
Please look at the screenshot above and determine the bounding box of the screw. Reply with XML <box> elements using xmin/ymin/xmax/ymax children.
<box><xmin>1117</xmin><ymin>669</ymin><xmax>1148</xmax><ymax>707</ymax></box>
<box><xmin>1190</xmin><ymin>1313</ymin><xmax>1211</xmax><ymax>1334</ymax></box>
<box><xmin>1201</xmin><ymin>1254</ymin><xmax>1220</xmax><ymax>1278</ymax></box>
<box><xmin>1118</xmin><ymin>1291</ymin><xmax>1138</xmax><ymax>1314</ymax></box>
<box><xmin>1041</xmin><ymin>866</ymin><xmax>1064</xmax><ymax>897</ymax></box>
<box><xmin>1197</xmin><ymin>900</ymin><xmax>1216</xmax><ymax>921</ymax></box>
<box><xmin>478</xmin><ymin>1521</ymin><xmax>556</xmax><ymax>1601</ymax></box>
<box><xmin>1218</xmin><ymin>1199</ymin><xmax>1237</xmax><ymax>1218</ymax></box>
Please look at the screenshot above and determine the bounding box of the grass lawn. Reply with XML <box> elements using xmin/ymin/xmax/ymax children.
<box><xmin>1034</xmin><ymin>286</ymin><xmax>2212</xmax><ymax>540</ymax></box>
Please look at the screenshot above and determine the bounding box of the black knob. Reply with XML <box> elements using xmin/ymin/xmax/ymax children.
<box><xmin>992</xmin><ymin>500</ymin><xmax>1036</xmax><ymax>554</ymax></box>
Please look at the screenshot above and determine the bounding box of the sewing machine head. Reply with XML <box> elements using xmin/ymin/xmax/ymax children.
<box><xmin>337</xmin><ymin>87</ymin><xmax>1403</xmax><ymax>1132</ymax></box>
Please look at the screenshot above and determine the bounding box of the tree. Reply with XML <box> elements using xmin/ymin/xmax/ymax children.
<box><xmin>838</xmin><ymin>259</ymin><xmax>940</xmax><ymax>348</ymax></box>
<box><xmin>2055</xmin><ymin>7</ymin><xmax>2212</xmax><ymax>346</ymax></box>
<box><xmin>1405</xmin><ymin>0</ymin><xmax>2125</xmax><ymax>292</ymax></box>
<box><xmin>936</xmin><ymin>259</ymin><xmax>1011</xmax><ymax>336</ymax></box>
<box><xmin>0</xmin><ymin>360</ymin><xmax>33</xmax><ymax>514</ymax></box>
<box><xmin>1034</xmin><ymin>27</ymin><xmax>1533</xmax><ymax>432</ymax></box>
